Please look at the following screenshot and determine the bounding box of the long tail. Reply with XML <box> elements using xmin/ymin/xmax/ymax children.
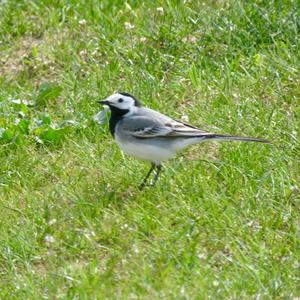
<box><xmin>202</xmin><ymin>134</ymin><xmax>270</xmax><ymax>144</ymax></box>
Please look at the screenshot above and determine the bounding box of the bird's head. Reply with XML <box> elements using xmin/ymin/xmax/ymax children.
<box><xmin>99</xmin><ymin>92</ymin><xmax>142</xmax><ymax>111</ymax></box>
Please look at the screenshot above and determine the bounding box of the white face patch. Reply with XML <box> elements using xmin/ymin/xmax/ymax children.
<box><xmin>106</xmin><ymin>93</ymin><xmax>136</xmax><ymax>110</ymax></box>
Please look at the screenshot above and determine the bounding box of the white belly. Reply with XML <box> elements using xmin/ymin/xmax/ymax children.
<box><xmin>115</xmin><ymin>138</ymin><xmax>174</xmax><ymax>162</ymax></box>
<box><xmin>116</xmin><ymin>137</ymin><xmax>201</xmax><ymax>163</ymax></box>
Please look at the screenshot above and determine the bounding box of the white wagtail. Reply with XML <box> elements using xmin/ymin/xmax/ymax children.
<box><xmin>99</xmin><ymin>92</ymin><xmax>270</xmax><ymax>189</ymax></box>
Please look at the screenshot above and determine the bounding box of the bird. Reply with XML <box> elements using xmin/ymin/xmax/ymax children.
<box><xmin>98</xmin><ymin>92</ymin><xmax>270</xmax><ymax>189</ymax></box>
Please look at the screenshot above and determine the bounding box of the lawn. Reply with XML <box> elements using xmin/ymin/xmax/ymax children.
<box><xmin>0</xmin><ymin>0</ymin><xmax>299</xmax><ymax>299</ymax></box>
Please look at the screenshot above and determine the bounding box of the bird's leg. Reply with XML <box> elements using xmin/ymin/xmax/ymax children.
<box><xmin>151</xmin><ymin>164</ymin><xmax>162</xmax><ymax>187</ymax></box>
<box><xmin>139</xmin><ymin>163</ymin><xmax>156</xmax><ymax>190</ymax></box>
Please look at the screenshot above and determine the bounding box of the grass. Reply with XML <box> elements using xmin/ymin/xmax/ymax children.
<box><xmin>0</xmin><ymin>0</ymin><xmax>299</xmax><ymax>298</ymax></box>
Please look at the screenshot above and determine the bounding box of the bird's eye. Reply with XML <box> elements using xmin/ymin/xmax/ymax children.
<box><xmin>118</xmin><ymin>98</ymin><xmax>124</xmax><ymax>103</ymax></box>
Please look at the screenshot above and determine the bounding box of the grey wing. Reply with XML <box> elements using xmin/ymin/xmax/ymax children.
<box><xmin>120</xmin><ymin>115</ymin><xmax>209</xmax><ymax>138</ymax></box>
<box><xmin>120</xmin><ymin>116</ymin><xmax>173</xmax><ymax>137</ymax></box>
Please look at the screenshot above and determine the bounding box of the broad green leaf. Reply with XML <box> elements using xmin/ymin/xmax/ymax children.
<box><xmin>35</xmin><ymin>115</ymin><xmax>52</xmax><ymax>127</ymax></box>
<box><xmin>0</xmin><ymin>128</ymin><xmax>14</xmax><ymax>143</ymax></box>
<box><xmin>16</xmin><ymin>119</ymin><xmax>30</xmax><ymax>134</ymax></box>
<box><xmin>38</xmin><ymin>127</ymin><xmax>69</xmax><ymax>145</ymax></box>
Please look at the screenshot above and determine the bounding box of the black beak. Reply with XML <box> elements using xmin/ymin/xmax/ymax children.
<box><xmin>98</xmin><ymin>100</ymin><xmax>110</xmax><ymax>105</ymax></box>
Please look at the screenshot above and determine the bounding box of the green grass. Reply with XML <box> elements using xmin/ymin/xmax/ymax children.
<box><xmin>0</xmin><ymin>0</ymin><xmax>299</xmax><ymax>299</ymax></box>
